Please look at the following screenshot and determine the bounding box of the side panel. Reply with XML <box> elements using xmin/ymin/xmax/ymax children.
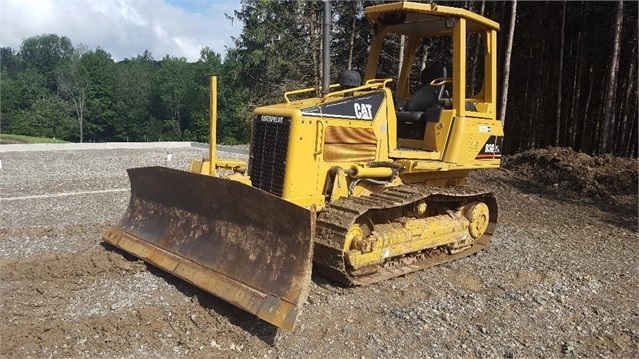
<box><xmin>277</xmin><ymin>90</ymin><xmax>394</xmax><ymax>209</ymax></box>
<box><xmin>442</xmin><ymin>116</ymin><xmax>503</xmax><ymax>167</ymax></box>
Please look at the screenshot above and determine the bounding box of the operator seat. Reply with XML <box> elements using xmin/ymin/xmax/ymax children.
<box><xmin>396</xmin><ymin>64</ymin><xmax>447</xmax><ymax>139</ymax></box>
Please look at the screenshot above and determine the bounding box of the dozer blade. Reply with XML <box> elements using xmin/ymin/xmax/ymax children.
<box><xmin>103</xmin><ymin>166</ymin><xmax>314</xmax><ymax>331</ymax></box>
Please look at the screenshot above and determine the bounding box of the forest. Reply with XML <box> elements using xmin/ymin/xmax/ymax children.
<box><xmin>0</xmin><ymin>0</ymin><xmax>637</xmax><ymax>157</ymax></box>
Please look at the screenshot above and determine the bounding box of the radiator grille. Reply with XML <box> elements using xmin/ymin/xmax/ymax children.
<box><xmin>249</xmin><ymin>115</ymin><xmax>291</xmax><ymax>197</ymax></box>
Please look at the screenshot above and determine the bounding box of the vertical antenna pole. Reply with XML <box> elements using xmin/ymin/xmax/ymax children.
<box><xmin>321</xmin><ymin>0</ymin><xmax>331</xmax><ymax>96</ymax></box>
<box><xmin>209</xmin><ymin>76</ymin><xmax>217</xmax><ymax>176</ymax></box>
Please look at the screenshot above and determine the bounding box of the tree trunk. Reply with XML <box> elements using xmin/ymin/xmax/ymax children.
<box><xmin>499</xmin><ymin>0</ymin><xmax>517</xmax><ymax>124</ymax></box>
<box><xmin>398</xmin><ymin>35</ymin><xmax>405</xmax><ymax>80</ymax></box>
<box><xmin>540</xmin><ymin>45</ymin><xmax>554</xmax><ymax>147</ymax></box>
<box><xmin>634</xmin><ymin>116</ymin><xmax>638</xmax><ymax>158</ymax></box>
<box><xmin>554</xmin><ymin>1</ymin><xmax>566</xmax><ymax>146</ymax></box>
<box><xmin>527</xmin><ymin>9</ymin><xmax>546</xmax><ymax>149</ymax></box>
<box><xmin>309</xmin><ymin>10</ymin><xmax>320</xmax><ymax>89</ymax></box>
<box><xmin>619</xmin><ymin>36</ymin><xmax>636</xmax><ymax>156</ymax></box>
<box><xmin>421</xmin><ymin>50</ymin><xmax>428</xmax><ymax>71</ymax></box>
<box><xmin>601</xmin><ymin>0</ymin><xmax>624</xmax><ymax>153</ymax></box>
<box><xmin>580</xmin><ymin>65</ymin><xmax>594</xmax><ymax>151</ymax></box>
<box><xmin>569</xmin><ymin>31</ymin><xmax>583</xmax><ymax>147</ymax></box>
<box><xmin>521</xmin><ymin>45</ymin><xmax>533</xmax><ymax>152</ymax></box>
<box><xmin>347</xmin><ymin>8</ymin><xmax>356</xmax><ymax>70</ymax></box>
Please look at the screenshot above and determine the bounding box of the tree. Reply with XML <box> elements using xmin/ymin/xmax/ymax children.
<box><xmin>499</xmin><ymin>0</ymin><xmax>517</xmax><ymax>124</ymax></box>
<box><xmin>154</xmin><ymin>56</ymin><xmax>193</xmax><ymax>140</ymax></box>
<box><xmin>81</xmin><ymin>48</ymin><xmax>116</xmax><ymax>141</ymax></box>
<box><xmin>555</xmin><ymin>1</ymin><xmax>566</xmax><ymax>146</ymax></box>
<box><xmin>600</xmin><ymin>0</ymin><xmax>624</xmax><ymax>154</ymax></box>
<box><xmin>1</xmin><ymin>69</ymin><xmax>49</xmax><ymax>135</ymax></box>
<box><xmin>11</xmin><ymin>96</ymin><xmax>74</xmax><ymax>139</ymax></box>
<box><xmin>58</xmin><ymin>46</ymin><xmax>90</xmax><ymax>142</ymax></box>
<box><xmin>19</xmin><ymin>34</ymin><xmax>73</xmax><ymax>91</ymax></box>
<box><xmin>232</xmin><ymin>0</ymin><xmax>315</xmax><ymax>107</ymax></box>
<box><xmin>0</xmin><ymin>47</ymin><xmax>20</xmax><ymax>75</ymax></box>
<box><xmin>113</xmin><ymin>52</ymin><xmax>156</xmax><ymax>141</ymax></box>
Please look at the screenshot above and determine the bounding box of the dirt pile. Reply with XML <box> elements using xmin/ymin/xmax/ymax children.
<box><xmin>503</xmin><ymin>146</ymin><xmax>638</xmax><ymax>201</ymax></box>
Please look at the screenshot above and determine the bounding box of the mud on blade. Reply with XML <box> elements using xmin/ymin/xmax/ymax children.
<box><xmin>103</xmin><ymin>166</ymin><xmax>314</xmax><ymax>331</ymax></box>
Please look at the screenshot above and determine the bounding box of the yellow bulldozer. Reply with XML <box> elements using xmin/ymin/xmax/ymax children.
<box><xmin>103</xmin><ymin>1</ymin><xmax>502</xmax><ymax>331</ymax></box>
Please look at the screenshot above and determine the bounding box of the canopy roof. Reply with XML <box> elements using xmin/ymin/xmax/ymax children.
<box><xmin>365</xmin><ymin>2</ymin><xmax>500</xmax><ymax>34</ymax></box>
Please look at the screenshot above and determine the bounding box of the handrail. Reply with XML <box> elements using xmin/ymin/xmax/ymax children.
<box><xmin>283</xmin><ymin>79</ymin><xmax>393</xmax><ymax>104</ymax></box>
<box><xmin>284</xmin><ymin>84</ymin><xmax>340</xmax><ymax>104</ymax></box>
<box><xmin>429</xmin><ymin>77</ymin><xmax>453</xmax><ymax>86</ymax></box>
<box><xmin>365</xmin><ymin>78</ymin><xmax>393</xmax><ymax>86</ymax></box>
<box><xmin>321</xmin><ymin>80</ymin><xmax>393</xmax><ymax>103</ymax></box>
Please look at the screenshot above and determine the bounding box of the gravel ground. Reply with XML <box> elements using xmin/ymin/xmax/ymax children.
<box><xmin>0</xmin><ymin>147</ymin><xmax>636</xmax><ymax>359</ymax></box>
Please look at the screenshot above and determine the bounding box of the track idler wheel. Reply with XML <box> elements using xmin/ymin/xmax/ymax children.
<box><xmin>464</xmin><ymin>202</ymin><xmax>490</xmax><ymax>239</ymax></box>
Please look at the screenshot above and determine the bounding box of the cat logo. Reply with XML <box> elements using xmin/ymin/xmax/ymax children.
<box><xmin>354</xmin><ymin>103</ymin><xmax>373</xmax><ymax>120</ymax></box>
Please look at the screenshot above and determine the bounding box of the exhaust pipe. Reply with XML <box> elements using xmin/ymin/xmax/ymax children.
<box><xmin>321</xmin><ymin>0</ymin><xmax>331</xmax><ymax>95</ymax></box>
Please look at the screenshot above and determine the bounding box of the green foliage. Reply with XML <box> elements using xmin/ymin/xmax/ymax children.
<box><xmin>81</xmin><ymin>48</ymin><xmax>117</xmax><ymax>141</ymax></box>
<box><xmin>19</xmin><ymin>34</ymin><xmax>74</xmax><ymax>91</ymax></box>
<box><xmin>11</xmin><ymin>95</ymin><xmax>74</xmax><ymax>139</ymax></box>
<box><xmin>112</xmin><ymin>54</ymin><xmax>156</xmax><ymax>141</ymax></box>
<box><xmin>0</xmin><ymin>47</ymin><xmax>20</xmax><ymax>74</ymax></box>
<box><xmin>232</xmin><ymin>0</ymin><xmax>318</xmax><ymax>106</ymax></box>
<box><xmin>2</xmin><ymin>1</ymin><xmax>636</xmax><ymax>158</ymax></box>
<box><xmin>0</xmin><ymin>134</ymin><xmax>67</xmax><ymax>144</ymax></box>
<box><xmin>2</xmin><ymin>35</ymin><xmax>250</xmax><ymax>145</ymax></box>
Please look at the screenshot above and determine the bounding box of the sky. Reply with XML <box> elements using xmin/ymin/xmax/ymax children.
<box><xmin>0</xmin><ymin>0</ymin><xmax>244</xmax><ymax>62</ymax></box>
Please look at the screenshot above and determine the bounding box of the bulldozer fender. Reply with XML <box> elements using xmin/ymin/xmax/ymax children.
<box><xmin>103</xmin><ymin>166</ymin><xmax>314</xmax><ymax>331</ymax></box>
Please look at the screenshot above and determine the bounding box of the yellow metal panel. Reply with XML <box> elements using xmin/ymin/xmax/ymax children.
<box><xmin>389</xmin><ymin>149</ymin><xmax>442</xmax><ymax>160</ymax></box>
<box><xmin>189</xmin><ymin>159</ymin><xmax>204</xmax><ymax>174</ymax></box>
<box><xmin>364</xmin><ymin>2</ymin><xmax>500</xmax><ymax>31</ymax></box>
<box><xmin>283</xmin><ymin>112</ymin><xmax>322</xmax><ymax>203</ymax></box>
<box><xmin>396</xmin><ymin>159</ymin><xmax>450</xmax><ymax>172</ymax></box>
<box><xmin>364</xmin><ymin>35</ymin><xmax>384</xmax><ymax>81</ymax></box>
<box><xmin>453</xmin><ymin>17</ymin><xmax>467</xmax><ymax>117</ymax></box>
<box><xmin>426</xmin><ymin>110</ymin><xmax>455</xmax><ymax>153</ymax></box>
<box><xmin>442</xmin><ymin>116</ymin><xmax>468</xmax><ymax>164</ymax></box>
<box><xmin>487</xmin><ymin>30</ymin><xmax>498</xmax><ymax>114</ymax></box>
<box><xmin>442</xmin><ymin>116</ymin><xmax>503</xmax><ymax>165</ymax></box>
<box><xmin>329</xmin><ymin>168</ymin><xmax>350</xmax><ymax>202</ymax></box>
<box><xmin>385</xmin><ymin>94</ymin><xmax>398</xmax><ymax>155</ymax></box>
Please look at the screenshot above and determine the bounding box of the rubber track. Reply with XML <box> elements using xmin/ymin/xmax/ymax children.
<box><xmin>313</xmin><ymin>185</ymin><xmax>498</xmax><ymax>285</ymax></box>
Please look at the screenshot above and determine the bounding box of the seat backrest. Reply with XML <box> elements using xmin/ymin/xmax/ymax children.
<box><xmin>404</xmin><ymin>64</ymin><xmax>447</xmax><ymax>112</ymax></box>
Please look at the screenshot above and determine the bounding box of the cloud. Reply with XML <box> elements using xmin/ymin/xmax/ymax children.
<box><xmin>0</xmin><ymin>0</ymin><xmax>242</xmax><ymax>62</ymax></box>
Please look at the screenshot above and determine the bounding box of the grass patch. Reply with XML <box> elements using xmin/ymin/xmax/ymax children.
<box><xmin>0</xmin><ymin>134</ymin><xmax>68</xmax><ymax>144</ymax></box>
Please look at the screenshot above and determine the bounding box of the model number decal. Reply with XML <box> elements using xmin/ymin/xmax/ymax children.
<box><xmin>476</xmin><ymin>135</ymin><xmax>504</xmax><ymax>159</ymax></box>
<box><xmin>484</xmin><ymin>143</ymin><xmax>500</xmax><ymax>153</ymax></box>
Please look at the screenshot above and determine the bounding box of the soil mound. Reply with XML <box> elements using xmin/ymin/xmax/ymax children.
<box><xmin>503</xmin><ymin>147</ymin><xmax>638</xmax><ymax>200</ymax></box>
